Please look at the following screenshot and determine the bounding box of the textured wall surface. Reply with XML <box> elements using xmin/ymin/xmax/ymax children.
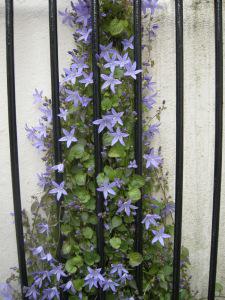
<box><xmin>0</xmin><ymin>0</ymin><xmax>225</xmax><ymax>298</ymax></box>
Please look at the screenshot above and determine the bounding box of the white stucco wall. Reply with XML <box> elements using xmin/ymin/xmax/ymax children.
<box><xmin>0</xmin><ymin>0</ymin><xmax>225</xmax><ymax>298</ymax></box>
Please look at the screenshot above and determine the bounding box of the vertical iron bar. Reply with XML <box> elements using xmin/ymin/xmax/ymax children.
<box><xmin>172</xmin><ymin>0</ymin><xmax>184</xmax><ymax>299</ymax></box>
<box><xmin>133</xmin><ymin>0</ymin><xmax>143</xmax><ymax>296</ymax></box>
<box><xmin>208</xmin><ymin>1</ymin><xmax>223</xmax><ymax>299</ymax></box>
<box><xmin>91</xmin><ymin>1</ymin><xmax>105</xmax><ymax>299</ymax></box>
<box><xmin>49</xmin><ymin>0</ymin><xmax>64</xmax><ymax>260</ymax></box>
<box><xmin>5</xmin><ymin>0</ymin><xmax>28</xmax><ymax>297</ymax></box>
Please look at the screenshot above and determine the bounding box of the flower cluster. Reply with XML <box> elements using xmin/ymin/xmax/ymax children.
<box><xmin>4</xmin><ymin>1</ymin><xmax>193</xmax><ymax>299</ymax></box>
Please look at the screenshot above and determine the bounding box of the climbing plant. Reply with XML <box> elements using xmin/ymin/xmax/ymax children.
<box><xmin>3</xmin><ymin>1</ymin><xmax>193</xmax><ymax>299</ymax></box>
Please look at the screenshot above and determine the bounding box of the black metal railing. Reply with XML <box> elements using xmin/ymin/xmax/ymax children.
<box><xmin>4</xmin><ymin>0</ymin><xmax>223</xmax><ymax>299</ymax></box>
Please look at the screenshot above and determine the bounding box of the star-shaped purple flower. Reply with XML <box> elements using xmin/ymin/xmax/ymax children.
<box><xmin>57</xmin><ymin>108</ymin><xmax>68</xmax><ymax>121</ymax></box>
<box><xmin>49</xmin><ymin>181</ymin><xmax>67</xmax><ymax>201</ymax></box>
<box><xmin>84</xmin><ymin>267</ymin><xmax>105</xmax><ymax>290</ymax></box>
<box><xmin>59</xmin><ymin>128</ymin><xmax>78</xmax><ymax>148</ymax></box>
<box><xmin>122</xmin><ymin>36</ymin><xmax>134</xmax><ymax>50</ymax></box>
<box><xmin>101</xmin><ymin>73</ymin><xmax>122</xmax><ymax>94</ymax></box>
<box><xmin>143</xmin><ymin>149</ymin><xmax>162</xmax><ymax>169</ymax></box>
<box><xmin>142</xmin><ymin>214</ymin><xmax>161</xmax><ymax>229</ymax></box>
<box><xmin>59</xmin><ymin>9</ymin><xmax>75</xmax><ymax>27</ymax></box>
<box><xmin>93</xmin><ymin>115</ymin><xmax>115</xmax><ymax>133</ymax></box>
<box><xmin>97</xmin><ymin>180</ymin><xmax>116</xmax><ymax>199</ymax></box>
<box><xmin>79</xmin><ymin>72</ymin><xmax>93</xmax><ymax>87</ymax></box>
<box><xmin>110</xmin><ymin>127</ymin><xmax>129</xmax><ymax>146</ymax></box>
<box><xmin>124</xmin><ymin>62</ymin><xmax>142</xmax><ymax>80</ymax></box>
<box><xmin>128</xmin><ymin>160</ymin><xmax>138</xmax><ymax>169</ymax></box>
<box><xmin>117</xmin><ymin>199</ymin><xmax>138</xmax><ymax>216</ymax></box>
<box><xmin>33</xmin><ymin>89</ymin><xmax>43</xmax><ymax>104</ymax></box>
<box><xmin>152</xmin><ymin>227</ymin><xmax>171</xmax><ymax>246</ymax></box>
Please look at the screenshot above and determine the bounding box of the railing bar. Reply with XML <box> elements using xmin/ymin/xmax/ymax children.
<box><xmin>5</xmin><ymin>0</ymin><xmax>28</xmax><ymax>297</ymax></box>
<box><xmin>133</xmin><ymin>0</ymin><xmax>143</xmax><ymax>295</ymax></box>
<box><xmin>172</xmin><ymin>0</ymin><xmax>184</xmax><ymax>299</ymax></box>
<box><xmin>48</xmin><ymin>0</ymin><xmax>64</xmax><ymax>260</ymax></box>
<box><xmin>208</xmin><ymin>1</ymin><xmax>223</xmax><ymax>299</ymax></box>
<box><xmin>91</xmin><ymin>1</ymin><xmax>105</xmax><ymax>299</ymax></box>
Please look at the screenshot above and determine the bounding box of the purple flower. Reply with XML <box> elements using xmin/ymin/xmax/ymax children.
<box><xmin>128</xmin><ymin>160</ymin><xmax>138</xmax><ymax>169</ymax></box>
<box><xmin>143</xmin><ymin>149</ymin><xmax>162</xmax><ymax>169</ymax></box>
<box><xmin>51</xmin><ymin>163</ymin><xmax>64</xmax><ymax>173</ymax></box>
<box><xmin>32</xmin><ymin>246</ymin><xmax>44</xmax><ymax>256</ymax></box>
<box><xmin>110</xmin><ymin>264</ymin><xmax>128</xmax><ymax>277</ymax></box>
<box><xmin>79</xmin><ymin>72</ymin><xmax>93</xmax><ymax>87</ymax></box>
<box><xmin>145</xmin><ymin>75</ymin><xmax>156</xmax><ymax>91</ymax></box>
<box><xmin>124</xmin><ymin>62</ymin><xmax>142</xmax><ymax>80</ymax></box>
<box><xmin>74</xmin><ymin>0</ymin><xmax>91</xmax><ymax>26</ymax></box>
<box><xmin>110</xmin><ymin>127</ymin><xmax>129</xmax><ymax>146</ymax></box>
<box><xmin>142</xmin><ymin>214</ymin><xmax>161</xmax><ymax>229</ymax></box>
<box><xmin>119</xmin><ymin>273</ymin><xmax>133</xmax><ymax>284</ymax></box>
<box><xmin>33</xmin><ymin>89</ymin><xmax>43</xmax><ymax>104</ymax></box>
<box><xmin>64</xmin><ymin>68</ymin><xmax>82</xmax><ymax>85</ymax></box>
<box><xmin>144</xmin><ymin>123</ymin><xmax>160</xmax><ymax>140</ymax></box>
<box><xmin>77</xmin><ymin>28</ymin><xmax>92</xmax><ymax>43</ymax></box>
<box><xmin>122</xmin><ymin>36</ymin><xmax>134</xmax><ymax>51</ymax></box>
<box><xmin>152</xmin><ymin>227</ymin><xmax>171</xmax><ymax>246</ymax></box>
<box><xmin>0</xmin><ymin>283</ymin><xmax>13</xmax><ymax>300</ymax></box>
<box><xmin>110</xmin><ymin>108</ymin><xmax>124</xmax><ymax>126</ymax></box>
<box><xmin>65</xmin><ymin>89</ymin><xmax>82</xmax><ymax>107</ymax></box>
<box><xmin>80</xmin><ymin>96</ymin><xmax>92</xmax><ymax>107</ymax></box>
<box><xmin>101</xmin><ymin>73</ymin><xmax>122</xmax><ymax>94</ymax></box>
<box><xmin>113</xmin><ymin>178</ymin><xmax>124</xmax><ymax>188</ymax></box>
<box><xmin>42</xmin><ymin>287</ymin><xmax>60</xmax><ymax>300</ymax></box>
<box><xmin>102</xmin><ymin>279</ymin><xmax>119</xmax><ymax>293</ymax></box>
<box><xmin>142</xmin><ymin>0</ymin><xmax>159</xmax><ymax>15</ymax></box>
<box><xmin>37</xmin><ymin>223</ymin><xmax>50</xmax><ymax>235</ymax></box>
<box><xmin>93</xmin><ymin>115</ymin><xmax>115</xmax><ymax>133</ymax></box>
<box><xmin>103</xmin><ymin>53</ymin><xmax>119</xmax><ymax>73</ymax></box>
<box><xmin>24</xmin><ymin>284</ymin><xmax>39</xmax><ymax>300</ymax></box>
<box><xmin>41</xmin><ymin>252</ymin><xmax>55</xmax><ymax>263</ymax></box>
<box><xmin>37</xmin><ymin>172</ymin><xmax>50</xmax><ymax>189</ymax></box>
<box><xmin>149</xmin><ymin>23</ymin><xmax>159</xmax><ymax>39</ymax></box>
<box><xmin>39</xmin><ymin>106</ymin><xmax>52</xmax><ymax>123</ymax></box>
<box><xmin>49</xmin><ymin>181</ymin><xmax>67</xmax><ymax>201</ymax></box>
<box><xmin>50</xmin><ymin>265</ymin><xmax>67</xmax><ymax>282</ymax></box>
<box><xmin>60</xmin><ymin>280</ymin><xmax>75</xmax><ymax>294</ymax></box>
<box><xmin>117</xmin><ymin>199</ymin><xmax>138</xmax><ymax>216</ymax></box>
<box><xmin>143</xmin><ymin>93</ymin><xmax>157</xmax><ymax>109</ymax></box>
<box><xmin>84</xmin><ymin>267</ymin><xmax>105</xmax><ymax>290</ymax></box>
<box><xmin>100</xmin><ymin>42</ymin><xmax>114</xmax><ymax>60</ymax></box>
<box><xmin>58</xmin><ymin>108</ymin><xmax>68</xmax><ymax>121</ymax></box>
<box><xmin>59</xmin><ymin>128</ymin><xmax>78</xmax><ymax>148</ymax></box>
<box><xmin>116</xmin><ymin>52</ymin><xmax>130</xmax><ymax>68</ymax></box>
<box><xmin>59</xmin><ymin>9</ymin><xmax>75</xmax><ymax>27</ymax></box>
<box><xmin>161</xmin><ymin>203</ymin><xmax>175</xmax><ymax>217</ymax></box>
<box><xmin>71</xmin><ymin>54</ymin><xmax>89</xmax><ymax>73</ymax></box>
<box><xmin>97</xmin><ymin>180</ymin><xmax>116</xmax><ymax>199</ymax></box>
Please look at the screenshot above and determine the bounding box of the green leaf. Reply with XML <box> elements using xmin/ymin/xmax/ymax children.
<box><xmin>73</xmin><ymin>278</ymin><xmax>84</xmax><ymax>291</ymax></box>
<box><xmin>128</xmin><ymin>188</ymin><xmax>141</xmax><ymax>201</ymax></box>
<box><xmin>76</xmin><ymin>188</ymin><xmax>90</xmax><ymax>203</ymax></box>
<box><xmin>61</xmin><ymin>224</ymin><xmax>73</xmax><ymax>236</ymax></box>
<box><xmin>74</xmin><ymin>171</ymin><xmax>86</xmax><ymax>186</ymax></box>
<box><xmin>65</xmin><ymin>255</ymin><xmax>83</xmax><ymax>273</ymax></box>
<box><xmin>65</xmin><ymin>259</ymin><xmax>77</xmax><ymax>274</ymax></box>
<box><xmin>111</xmin><ymin>216</ymin><xmax>122</xmax><ymax>229</ymax></box>
<box><xmin>82</xmin><ymin>227</ymin><xmax>94</xmax><ymax>239</ymax></box>
<box><xmin>68</xmin><ymin>143</ymin><xmax>85</xmax><ymax>161</ymax></box>
<box><xmin>110</xmin><ymin>237</ymin><xmax>121</xmax><ymax>249</ymax></box>
<box><xmin>62</xmin><ymin>241</ymin><xmax>72</xmax><ymax>255</ymax></box>
<box><xmin>128</xmin><ymin>252</ymin><xmax>143</xmax><ymax>267</ymax></box>
<box><xmin>108</xmin><ymin>144</ymin><xmax>126</xmax><ymax>158</ymax></box>
<box><xmin>129</xmin><ymin>175</ymin><xmax>145</xmax><ymax>189</ymax></box>
<box><xmin>108</xmin><ymin>18</ymin><xmax>128</xmax><ymax>36</ymax></box>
